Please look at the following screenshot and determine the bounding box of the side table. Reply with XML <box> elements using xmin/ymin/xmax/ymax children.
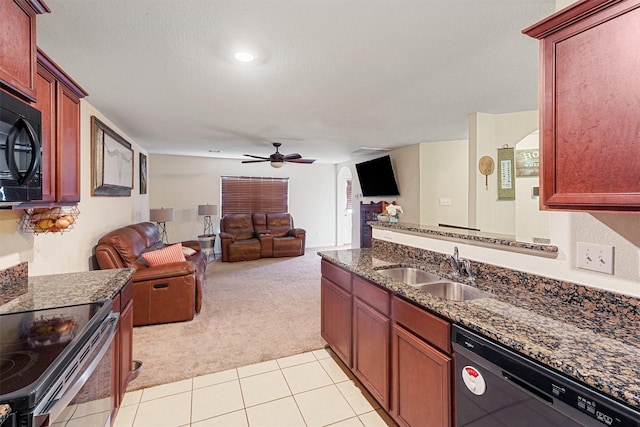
<box><xmin>197</xmin><ymin>234</ymin><xmax>216</xmax><ymax>262</ymax></box>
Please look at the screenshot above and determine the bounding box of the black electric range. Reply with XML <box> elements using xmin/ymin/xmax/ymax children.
<box><xmin>0</xmin><ymin>301</ymin><xmax>113</xmax><ymax>425</ymax></box>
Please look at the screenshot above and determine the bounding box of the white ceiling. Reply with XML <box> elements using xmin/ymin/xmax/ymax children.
<box><xmin>36</xmin><ymin>0</ymin><xmax>555</xmax><ymax>164</ymax></box>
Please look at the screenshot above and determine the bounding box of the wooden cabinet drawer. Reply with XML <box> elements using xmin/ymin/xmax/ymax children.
<box><xmin>392</xmin><ymin>296</ymin><xmax>451</xmax><ymax>354</ymax></box>
<box><xmin>321</xmin><ymin>259</ymin><xmax>351</xmax><ymax>292</ymax></box>
<box><xmin>353</xmin><ymin>276</ymin><xmax>390</xmax><ymax>315</ymax></box>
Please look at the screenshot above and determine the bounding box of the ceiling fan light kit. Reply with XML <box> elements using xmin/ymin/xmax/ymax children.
<box><xmin>234</xmin><ymin>50</ymin><xmax>256</xmax><ymax>62</ymax></box>
<box><xmin>242</xmin><ymin>142</ymin><xmax>316</xmax><ymax>167</ymax></box>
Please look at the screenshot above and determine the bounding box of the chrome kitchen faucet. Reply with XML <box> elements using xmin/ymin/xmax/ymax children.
<box><xmin>449</xmin><ymin>246</ymin><xmax>473</xmax><ymax>279</ymax></box>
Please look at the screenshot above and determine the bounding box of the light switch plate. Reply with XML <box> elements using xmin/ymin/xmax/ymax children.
<box><xmin>577</xmin><ymin>242</ymin><xmax>614</xmax><ymax>274</ymax></box>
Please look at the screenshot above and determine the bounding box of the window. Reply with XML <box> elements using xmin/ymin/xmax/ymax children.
<box><xmin>221</xmin><ymin>176</ymin><xmax>289</xmax><ymax>215</ymax></box>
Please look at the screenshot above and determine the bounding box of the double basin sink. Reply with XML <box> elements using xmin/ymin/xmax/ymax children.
<box><xmin>375</xmin><ymin>267</ymin><xmax>492</xmax><ymax>301</ymax></box>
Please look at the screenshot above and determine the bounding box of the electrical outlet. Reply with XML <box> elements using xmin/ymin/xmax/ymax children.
<box><xmin>439</xmin><ymin>197</ymin><xmax>452</xmax><ymax>206</ymax></box>
<box><xmin>577</xmin><ymin>242</ymin><xmax>614</xmax><ymax>274</ymax></box>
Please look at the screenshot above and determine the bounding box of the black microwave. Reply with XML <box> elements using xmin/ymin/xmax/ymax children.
<box><xmin>0</xmin><ymin>91</ymin><xmax>42</xmax><ymax>206</ymax></box>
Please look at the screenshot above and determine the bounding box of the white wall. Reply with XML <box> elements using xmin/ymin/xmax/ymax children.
<box><xmin>148</xmin><ymin>155</ymin><xmax>337</xmax><ymax>249</ymax></box>
<box><xmin>514</xmin><ymin>130</ymin><xmax>550</xmax><ymax>243</ymax></box>
<box><xmin>389</xmin><ymin>145</ymin><xmax>421</xmax><ymax>224</ymax></box>
<box><xmin>0</xmin><ymin>100</ymin><xmax>149</xmax><ymax>275</ymax></box>
<box><xmin>420</xmin><ymin>139</ymin><xmax>468</xmax><ymax>227</ymax></box>
<box><xmin>470</xmin><ymin>111</ymin><xmax>539</xmax><ymax>235</ymax></box>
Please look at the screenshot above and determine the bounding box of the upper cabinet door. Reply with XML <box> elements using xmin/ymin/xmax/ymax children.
<box><xmin>524</xmin><ymin>0</ymin><xmax>640</xmax><ymax>211</ymax></box>
<box><xmin>55</xmin><ymin>82</ymin><xmax>81</xmax><ymax>202</ymax></box>
<box><xmin>33</xmin><ymin>61</ymin><xmax>56</xmax><ymax>202</ymax></box>
<box><xmin>31</xmin><ymin>50</ymin><xmax>87</xmax><ymax>204</ymax></box>
<box><xmin>0</xmin><ymin>0</ymin><xmax>49</xmax><ymax>101</ymax></box>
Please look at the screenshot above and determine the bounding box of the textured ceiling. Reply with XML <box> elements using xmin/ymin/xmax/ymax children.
<box><xmin>36</xmin><ymin>0</ymin><xmax>555</xmax><ymax>164</ymax></box>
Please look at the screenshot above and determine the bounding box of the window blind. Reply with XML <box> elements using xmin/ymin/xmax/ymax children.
<box><xmin>221</xmin><ymin>176</ymin><xmax>289</xmax><ymax>216</ymax></box>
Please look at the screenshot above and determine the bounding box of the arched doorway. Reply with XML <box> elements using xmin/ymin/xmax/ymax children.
<box><xmin>337</xmin><ymin>166</ymin><xmax>352</xmax><ymax>247</ymax></box>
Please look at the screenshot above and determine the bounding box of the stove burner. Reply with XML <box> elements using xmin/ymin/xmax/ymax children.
<box><xmin>0</xmin><ymin>351</ymin><xmax>37</xmax><ymax>383</ymax></box>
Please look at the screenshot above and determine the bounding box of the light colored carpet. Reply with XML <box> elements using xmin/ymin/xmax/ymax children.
<box><xmin>127</xmin><ymin>248</ymin><xmax>335</xmax><ymax>391</ymax></box>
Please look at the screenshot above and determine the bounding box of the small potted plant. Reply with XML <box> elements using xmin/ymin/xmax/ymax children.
<box><xmin>386</xmin><ymin>202</ymin><xmax>403</xmax><ymax>223</ymax></box>
<box><xmin>377</xmin><ymin>202</ymin><xmax>403</xmax><ymax>223</ymax></box>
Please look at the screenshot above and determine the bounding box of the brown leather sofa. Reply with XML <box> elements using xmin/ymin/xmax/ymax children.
<box><xmin>95</xmin><ymin>222</ymin><xmax>207</xmax><ymax>326</ymax></box>
<box><xmin>219</xmin><ymin>213</ymin><xmax>306</xmax><ymax>262</ymax></box>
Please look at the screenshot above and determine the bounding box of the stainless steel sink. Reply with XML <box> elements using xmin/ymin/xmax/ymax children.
<box><xmin>375</xmin><ymin>267</ymin><xmax>492</xmax><ymax>301</ymax></box>
<box><xmin>416</xmin><ymin>281</ymin><xmax>493</xmax><ymax>301</ymax></box>
<box><xmin>375</xmin><ymin>267</ymin><xmax>442</xmax><ymax>285</ymax></box>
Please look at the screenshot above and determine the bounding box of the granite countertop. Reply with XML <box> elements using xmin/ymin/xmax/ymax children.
<box><xmin>318</xmin><ymin>248</ymin><xmax>640</xmax><ymax>411</ymax></box>
<box><xmin>370</xmin><ymin>221</ymin><xmax>559</xmax><ymax>256</ymax></box>
<box><xmin>0</xmin><ymin>268</ymin><xmax>135</xmax><ymax>314</ymax></box>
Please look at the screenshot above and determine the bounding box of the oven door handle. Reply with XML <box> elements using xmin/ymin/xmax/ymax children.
<box><xmin>5</xmin><ymin>116</ymin><xmax>41</xmax><ymax>185</ymax></box>
<box><xmin>33</xmin><ymin>313</ymin><xmax>119</xmax><ymax>427</ymax></box>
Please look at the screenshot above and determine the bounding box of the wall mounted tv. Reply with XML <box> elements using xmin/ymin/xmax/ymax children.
<box><xmin>355</xmin><ymin>155</ymin><xmax>400</xmax><ymax>197</ymax></box>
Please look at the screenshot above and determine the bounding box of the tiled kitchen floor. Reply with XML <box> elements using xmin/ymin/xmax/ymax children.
<box><xmin>113</xmin><ymin>348</ymin><xmax>396</xmax><ymax>427</ymax></box>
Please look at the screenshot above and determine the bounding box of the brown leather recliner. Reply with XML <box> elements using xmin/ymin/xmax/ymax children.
<box><xmin>219</xmin><ymin>212</ymin><xmax>305</xmax><ymax>262</ymax></box>
<box><xmin>95</xmin><ymin>222</ymin><xmax>207</xmax><ymax>326</ymax></box>
<box><xmin>219</xmin><ymin>214</ymin><xmax>262</xmax><ymax>262</ymax></box>
<box><xmin>255</xmin><ymin>213</ymin><xmax>306</xmax><ymax>257</ymax></box>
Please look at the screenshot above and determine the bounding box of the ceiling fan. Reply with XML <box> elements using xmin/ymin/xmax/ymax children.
<box><xmin>242</xmin><ymin>142</ymin><xmax>316</xmax><ymax>168</ymax></box>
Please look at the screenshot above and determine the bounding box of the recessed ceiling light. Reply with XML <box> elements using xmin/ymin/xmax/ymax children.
<box><xmin>234</xmin><ymin>51</ymin><xmax>255</xmax><ymax>62</ymax></box>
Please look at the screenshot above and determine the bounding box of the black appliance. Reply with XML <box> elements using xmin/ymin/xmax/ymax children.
<box><xmin>355</xmin><ymin>155</ymin><xmax>400</xmax><ymax>197</ymax></box>
<box><xmin>0</xmin><ymin>91</ymin><xmax>42</xmax><ymax>206</ymax></box>
<box><xmin>0</xmin><ymin>301</ymin><xmax>118</xmax><ymax>427</ymax></box>
<box><xmin>453</xmin><ymin>324</ymin><xmax>640</xmax><ymax>426</ymax></box>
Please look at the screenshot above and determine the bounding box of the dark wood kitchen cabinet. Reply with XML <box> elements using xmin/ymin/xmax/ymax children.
<box><xmin>523</xmin><ymin>0</ymin><xmax>640</xmax><ymax>211</ymax></box>
<box><xmin>320</xmin><ymin>260</ymin><xmax>353</xmax><ymax>366</ymax></box>
<box><xmin>352</xmin><ymin>276</ymin><xmax>391</xmax><ymax>409</ymax></box>
<box><xmin>32</xmin><ymin>50</ymin><xmax>87</xmax><ymax>203</ymax></box>
<box><xmin>111</xmin><ymin>279</ymin><xmax>134</xmax><ymax>420</ymax></box>
<box><xmin>392</xmin><ymin>295</ymin><xmax>452</xmax><ymax>427</ymax></box>
<box><xmin>321</xmin><ymin>259</ymin><xmax>453</xmax><ymax>427</ymax></box>
<box><xmin>360</xmin><ymin>202</ymin><xmax>383</xmax><ymax>248</ymax></box>
<box><xmin>0</xmin><ymin>0</ymin><xmax>49</xmax><ymax>101</ymax></box>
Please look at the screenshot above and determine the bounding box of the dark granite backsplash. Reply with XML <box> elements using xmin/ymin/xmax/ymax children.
<box><xmin>372</xmin><ymin>239</ymin><xmax>640</xmax><ymax>322</ymax></box>
<box><xmin>0</xmin><ymin>262</ymin><xmax>28</xmax><ymax>305</ymax></box>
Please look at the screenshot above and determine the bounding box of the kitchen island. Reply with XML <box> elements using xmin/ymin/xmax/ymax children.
<box><xmin>318</xmin><ymin>248</ymin><xmax>640</xmax><ymax>416</ymax></box>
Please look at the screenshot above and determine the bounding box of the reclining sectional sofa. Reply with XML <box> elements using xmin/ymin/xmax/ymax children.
<box><xmin>219</xmin><ymin>212</ymin><xmax>306</xmax><ymax>262</ymax></box>
<box><xmin>95</xmin><ymin>222</ymin><xmax>207</xmax><ymax>326</ymax></box>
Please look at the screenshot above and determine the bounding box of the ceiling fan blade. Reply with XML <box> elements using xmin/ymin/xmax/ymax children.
<box><xmin>287</xmin><ymin>158</ymin><xmax>316</xmax><ymax>164</ymax></box>
<box><xmin>243</xmin><ymin>154</ymin><xmax>270</xmax><ymax>160</ymax></box>
<box><xmin>283</xmin><ymin>153</ymin><xmax>302</xmax><ymax>160</ymax></box>
<box><xmin>242</xmin><ymin>159</ymin><xmax>270</xmax><ymax>163</ymax></box>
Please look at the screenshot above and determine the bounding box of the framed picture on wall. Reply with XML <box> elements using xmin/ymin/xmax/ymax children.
<box><xmin>140</xmin><ymin>153</ymin><xmax>147</xmax><ymax>194</ymax></box>
<box><xmin>91</xmin><ymin>116</ymin><xmax>133</xmax><ymax>196</ymax></box>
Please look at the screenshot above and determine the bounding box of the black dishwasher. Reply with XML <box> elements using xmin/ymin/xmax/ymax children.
<box><xmin>452</xmin><ymin>325</ymin><xmax>640</xmax><ymax>427</ymax></box>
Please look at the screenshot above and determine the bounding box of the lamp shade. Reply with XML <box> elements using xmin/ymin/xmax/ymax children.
<box><xmin>149</xmin><ymin>208</ymin><xmax>174</xmax><ymax>222</ymax></box>
<box><xmin>270</xmin><ymin>161</ymin><xmax>284</xmax><ymax>168</ymax></box>
<box><xmin>198</xmin><ymin>204</ymin><xmax>218</xmax><ymax>216</ymax></box>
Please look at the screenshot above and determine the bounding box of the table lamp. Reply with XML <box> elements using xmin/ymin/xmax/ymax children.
<box><xmin>150</xmin><ymin>207</ymin><xmax>174</xmax><ymax>244</ymax></box>
<box><xmin>198</xmin><ymin>204</ymin><xmax>218</xmax><ymax>236</ymax></box>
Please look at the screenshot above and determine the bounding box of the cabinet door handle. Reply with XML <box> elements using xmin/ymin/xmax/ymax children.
<box><xmin>503</xmin><ymin>372</ymin><xmax>552</xmax><ymax>404</ymax></box>
<box><xmin>153</xmin><ymin>283</ymin><xmax>169</xmax><ymax>289</ymax></box>
<box><xmin>5</xmin><ymin>117</ymin><xmax>41</xmax><ymax>185</ymax></box>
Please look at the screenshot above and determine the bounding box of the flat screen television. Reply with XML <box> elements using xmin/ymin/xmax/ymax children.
<box><xmin>355</xmin><ymin>155</ymin><xmax>400</xmax><ymax>197</ymax></box>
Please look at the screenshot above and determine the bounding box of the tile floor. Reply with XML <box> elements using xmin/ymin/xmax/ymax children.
<box><xmin>113</xmin><ymin>348</ymin><xmax>397</xmax><ymax>427</ymax></box>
